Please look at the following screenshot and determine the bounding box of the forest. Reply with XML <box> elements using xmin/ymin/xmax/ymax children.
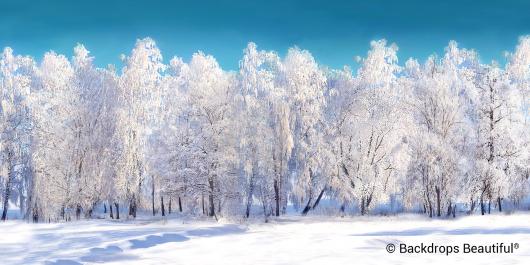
<box><xmin>1</xmin><ymin>37</ymin><xmax>529</xmax><ymax>222</ymax></box>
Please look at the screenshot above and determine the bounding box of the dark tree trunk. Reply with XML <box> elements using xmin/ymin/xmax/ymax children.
<box><xmin>488</xmin><ymin>199</ymin><xmax>491</xmax><ymax>214</ymax></box>
<box><xmin>169</xmin><ymin>197</ymin><xmax>172</xmax><ymax>214</ymax></box>
<box><xmin>114</xmin><ymin>202</ymin><xmax>120</xmax><ymax>219</ymax></box>
<box><xmin>32</xmin><ymin>202</ymin><xmax>39</xmax><ymax>223</ymax></box>
<box><xmin>1</xmin><ymin>181</ymin><xmax>11</xmax><ymax>221</ymax></box>
<box><xmin>160</xmin><ymin>196</ymin><xmax>165</xmax><ymax>216</ymax></box>
<box><xmin>312</xmin><ymin>187</ymin><xmax>326</xmax><ymax>210</ymax></box>
<box><xmin>178</xmin><ymin>197</ymin><xmax>182</xmax><ymax>212</ymax></box>
<box><xmin>104</xmin><ymin>203</ymin><xmax>107</xmax><ymax>214</ymax></box>
<box><xmin>152</xmin><ymin>176</ymin><xmax>156</xmax><ymax>216</ymax></box>
<box><xmin>340</xmin><ymin>203</ymin><xmax>346</xmax><ymax>214</ymax></box>
<box><xmin>110</xmin><ymin>203</ymin><xmax>114</xmax><ymax>219</ymax></box>
<box><xmin>427</xmin><ymin>198</ymin><xmax>433</xmax><ymax>218</ymax></box>
<box><xmin>76</xmin><ymin>205</ymin><xmax>82</xmax><ymax>220</ymax></box>
<box><xmin>497</xmin><ymin>197</ymin><xmax>502</xmax><ymax>212</ymax></box>
<box><xmin>245</xmin><ymin>178</ymin><xmax>254</xmax><ymax>218</ymax></box>
<box><xmin>129</xmin><ymin>195</ymin><xmax>137</xmax><ymax>218</ymax></box>
<box><xmin>366</xmin><ymin>192</ymin><xmax>373</xmax><ymax>209</ymax></box>
<box><xmin>361</xmin><ymin>196</ymin><xmax>366</xmax><ymax>215</ymax></box>
<box><xmin>435</xmin><ymin>186</ymin><xmax>441</xmax><ymax>217</ymax></box>
<box><xmin>274</xmin><ymin>179</ymin><xmax>280</xmax><ymax>217</ymax></box>
<box><xmin>208</xmin><ymin>179</ymin><xmax>215</xmax><ymax>217</ymax></box>
<box><xmin>1</xmin><ymin>157</ymin><xmax>14</xmax><ymax>221</ymax></box>
<box><xmin>301</xmin><ymin>197</ymin><xmax>313</xmax><ymax>215</ymax></box>
<box><xmin>360</xmin><ymin>192</ymin><xmax>375</xmax><ymax>216</ymax></box>
<box><xmin>87</xmin><ymin>209</ymin><xmax>93</xmax><ymax>218</ymax></box>
<box><xmin>86</xmin><ymin>201</ymin><xmax>96</xmax><ymax>219</ymax></box>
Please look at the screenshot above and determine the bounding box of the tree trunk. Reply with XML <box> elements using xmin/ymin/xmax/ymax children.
<box><xmin>274</xmin><ymin>179</ymin><xmax>280</xmax><ymax>217</ymax></box>
<box><xmin>245</xmin><ymin>174</ymin><xmax>254</xmax><ymax>218</ymax></box>
<box><xmin>18</xmin><ymin>189</ymin><xmax>25</xmax><ymax>217</ymax></box>
<box><xmin>312</xmin><ymin>186</ymin><xmax>326</xmax><ymax>210</ymax></box>
<box><xmin>104</xmin><ymin>203</ymin><xmax>107</xmax><ymax>214</ymax></box>
<box><xmin>160</xmin><ymin>196</ymin><xmax>165</xmax><ymax>216</ymax></box>
<box><xmin>366</xmin><ymin>191</ymin><xmax>374</xmax><ymax>209</ymax></box>
<box><xmin>469</xmin><ymin>198</ymin><xmax>476</xmax><ymax>214</ymax></box>
<box><xmin>361</xmin><ymin>196</ymin><xmax>366</xmax><ymax>215</ymax></box>
<box><xmin>427</xmin><ymin>198</ymin><xmax>433</xmax><ymax>218</ymax></box>
<box><xmin>480</xmin><ymin>195</ymin><xmax>485</xmax><ymax>215</ymax></box>
<box><xmin>1</xmin><ymin>177</ymin><xmax>12</xmax><ymax>221</ymax></box>
<box><xmin>208</xmin><ymin>179</ymin><xmax>215</xmax><ymax>217</ymax></box>
<box><xmin>340</xmin><ymin>203</ymin><xmax>346</xmax><ymax>216</ymax></box>
<box><xmin>261</xmin><ymin>192</ymin><xmax>269</xmax><ymax>223</ymax></box>
<box><xmin>76</xmin><ymin>205</ymin><xmax>82</xmax><ymax>220</ymax></box>
<box><xmin>301</xmin><ymin>197</ymin><xmax>313</xmax><ymax>215</ymax></box>
<box><xmin>1</xmin><ymin>152</ymin><xmax>14</xmax><ymax>221</ymax></box>
<box><xmin>151</xmin><ymin>176</ymin><xmax>156</xmax><ymax>216</ymax></box>
<box><xmin>435</xmin><ymin>186</ymin><xmax>441</xmax><ymax>217</ymax></box>
<box><xmin>129</xmin><ymin>195</ymin><xmax>137</xmax><ymax>218</ymax></box>
<box><xmin>424</xmin><ymin>185</ymin><xmax>433</xmax><ymax>217</ymax></box>
<box><xmin>488</xmin><ymin>199</ymin><xmax>491</xmax><ymax>214</ymax></box>
<box><xmin>201</xmin><ymin>194</ymin><xmax>205</xmax><ymax>215</ymax></box>
<box><xmin>114</xmin><ymin>202</ymin><xmax>120</xmax><ymax>219</ymax></box>
<box><xmin>32</xmin><ymin>201</ymin><xmax>39</xmax><ymax>223</ymax></box>
<box><xmin>497</xmin><ymin>197</ymin><xmax>502</xmax><ymax>212</ymax></box>
<box><xmin>178</xmin><ymin>197</ymin><xmax>182</xmax><ymax>212</ymax></box>
<box><xmin>169</xmin><ymin>197</ymin><xmax>172</xmax><ymax>214</ymax></box>
<box><xmin>110</xmin><ymin>203</ymin><xmax>114</xmax><ymax>219</ymax></box>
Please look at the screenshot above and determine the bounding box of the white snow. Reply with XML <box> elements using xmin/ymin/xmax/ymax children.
<box><xmin>2</xmin><ymin>214</ymin><xmax>530</xmax><ymax>265</ymax></box>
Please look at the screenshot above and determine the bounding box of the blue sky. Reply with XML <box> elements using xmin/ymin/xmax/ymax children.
<box><xmin>2</xmin><ymin>0</ymin><xmax>530</xmax><ymax>70</ymax></box>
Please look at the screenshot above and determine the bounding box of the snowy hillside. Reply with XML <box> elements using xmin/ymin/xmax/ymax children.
<box><xmin>2</xmin><ymin>213</ymin><xmax>530</xmax><ymax>265</ymax></box>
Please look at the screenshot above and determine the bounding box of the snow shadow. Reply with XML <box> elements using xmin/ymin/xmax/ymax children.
<box><xmin>46</xmin><ymin>246</ymin><xmax>138</xmax><ymax>264</ymax></box>
<box><xmin>352</xmin><ymin>227</ymin><xmax>530</xmax><ymax>236</ymax></box>
<box><xmin>80</xmin><ymin>245</ymin><xmax>138</xmax><ymax>263</ymax></box>
<box><xmin>185</xmin><ymin>224</ymin><xmax>245</xmax><ymax>237</ymax></box>
<box><xmin>127</xmin><ymin>225</ymin><xmax>245</xmax><ymax>249</ymax></box>
<box><xmin>129</xmin><ymin>233</ymin><xmax>189</xmax><ymax>249</ymax></box>
<box><xmin>38</xmin><ymin>223</ymin><xmax>245</xmax><ymax>264</ymax></box>
<box><xmin>45</xmin><ymin>260</ymin><xmax>82</xmax><ymax>265</ymax></box>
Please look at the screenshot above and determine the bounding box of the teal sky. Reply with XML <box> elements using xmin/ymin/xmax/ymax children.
<box><xmin>2</xmin><ymin>0</ymin><xmax>530</xmax><ymax>70</ymax></box>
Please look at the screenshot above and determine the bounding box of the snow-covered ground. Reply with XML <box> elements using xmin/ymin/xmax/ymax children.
<box><xmin>2</xmin><ymin>213</ymin><xmax>530</xmax><ymax>265</ymax></box>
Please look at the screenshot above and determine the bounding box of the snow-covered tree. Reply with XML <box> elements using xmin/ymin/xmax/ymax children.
<box><xmin>278</xmin><ymin>47</ymin><xmax>327</xmax><ymax>215</ymax></box>
<box><xmin>334</xmin><ymin>40</ymin><xmax>405</xmax><ymax>215</ymax></box>
<box><xmin>405</xmin><ymin>42</ymin><xmax>478</xmax><ymax>217</ymax></box>
<box><xmin>0</xmin><ymin>48</ymin><xmax>35</xmax><ymax>220</ymax></box>
<box><xmin>116</xmin><ymin>38</ymin><xmax>165</xmax><ymax>218</ymax></box>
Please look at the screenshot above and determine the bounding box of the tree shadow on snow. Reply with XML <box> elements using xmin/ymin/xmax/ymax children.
<box><xmin>40</xmin><ymin>224</ymin><xmax>246</xmax><ymax>264</ymax></box>
<box><xmin>46</xmin><ymin>246</ymin><xmax>138</xmax><ymax>264</ymax></box>
<box><xmin>185</xmin><ymin>224</ymin><xmax>245</xmax><ymax>237</ymax></box>
<box><xmin>45</xmin><ymin>260</ymin><xmax>82</xmax><ymax>265</ymax></box>
<box><xmin>127</xmin><ymin>225</ymin><xmax>245</xmax><ymax>249</ymax></box>
<box><xmin>129</xmin><ymin>233</ymin><xmax>189</xmax><ymax>249</ymax></box>
<box><xmin>352</xmin><ymin>227</ymin><xmax>530</xmax><ymax>236</ymax></box>
<box><xmin>80</xmin><ymin>245</ymin><xmax>138</xmax><ymax>263</ymax></box>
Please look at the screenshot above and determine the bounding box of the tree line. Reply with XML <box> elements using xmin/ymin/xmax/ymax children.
<box><xmin>1</xmin><ymin>37</ymin><xmax>529</xmax><ymax>222</ymax></box>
